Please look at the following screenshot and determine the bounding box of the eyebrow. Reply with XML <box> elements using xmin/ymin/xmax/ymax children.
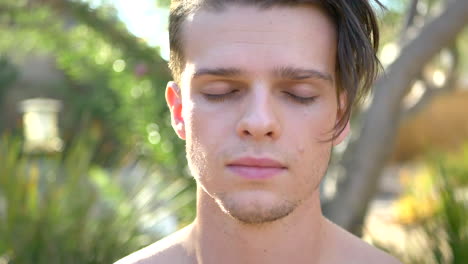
<box><xmin>192</xmin><ymin>66</ymin><xmax>333</xmax><ymax>83</ymax></box>
<box><xmin>274</xmin><ymin>66</ymin><xmax>333</xmax><ymax>83</ymax></box>
<box><xmin>193</xmin><ymin>67</ymin><xmax>244</xmax><ymax>78</ymax></box>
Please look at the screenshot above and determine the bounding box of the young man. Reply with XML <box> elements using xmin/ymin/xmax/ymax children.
<box><xmin>117</xmin><ymin>0</ymin><xmax>401</xmax><ymax>263</ymax></box>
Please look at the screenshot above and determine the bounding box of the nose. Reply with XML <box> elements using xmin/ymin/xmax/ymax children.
<box><xmin>236</xmin><ymin>88</ymin><xmax>281</xmax><ymax>141</ymax></box>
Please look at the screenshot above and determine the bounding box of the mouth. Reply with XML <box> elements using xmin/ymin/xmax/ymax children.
<box><xmin>226</xmin><ymin>157</ymin><xmax>287</xmax><ymax>180</ymax></box>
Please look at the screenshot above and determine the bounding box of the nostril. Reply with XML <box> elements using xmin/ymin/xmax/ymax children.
<box><xmin>240</xmin><ymin>127</ymin><xmax>276</xmax><ymax>138</ymax></box>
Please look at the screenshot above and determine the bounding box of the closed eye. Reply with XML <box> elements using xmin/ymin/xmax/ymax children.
<box><xmin>283</xmin><ymin>92</ymin><xmax>317</xmax><ymax>104</ymax></box>
<box><xmin>203</xmin><ymin>90</ymin><xmax>239</xmax><ymax>102</ymax></box>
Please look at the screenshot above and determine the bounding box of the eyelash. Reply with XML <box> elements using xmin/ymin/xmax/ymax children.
<box><xmin>283</xmin><ymin>92</ymin><xmax>317</xmax><ymax>104</ymax></box>
<box><xmin>203</xmin><ymin>91</ymin><xmax>317</xmax><ymax>104</ymax></box>
<box><xmin>203</xmin><ymin>90</ymin><xmax>238</xmax><ymax>102</ymax></box>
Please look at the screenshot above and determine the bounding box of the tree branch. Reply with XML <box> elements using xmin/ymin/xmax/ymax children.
<box><xmin>401</xmin><ymin>44</ymin><xmax>459</xmax><ymax>119</ymax></box>
<box><xmin>400</xmin><ymin>0</ymin><xmax>419</xmax><ymax>43</ymax></box>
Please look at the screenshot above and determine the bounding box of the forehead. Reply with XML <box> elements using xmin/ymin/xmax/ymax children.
<box><xmin>180</xmin><ymin>4</ymin><xmax>337</xmax><ymax>82</ymax></box>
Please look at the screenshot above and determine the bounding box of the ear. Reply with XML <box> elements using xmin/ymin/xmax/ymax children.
<box><xmin>165</xmin><ymin>81</ymin><xmax>186</xmax><ymax>140</ymax></box>
<box><xmin>332</xmin><ymin>93</ymin><xmax>350</xmax><ymax>146</ymax></box>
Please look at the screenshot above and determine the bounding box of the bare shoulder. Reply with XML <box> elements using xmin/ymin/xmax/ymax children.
<box><xmin>324</xmin><ymin>219</ymin><xmax>402</xmax><ymax>264</ymax></box>
<box><xmin>114</xmin><ymin>225</ymin><xmax>194</xmax><ymax>264</ymax></box>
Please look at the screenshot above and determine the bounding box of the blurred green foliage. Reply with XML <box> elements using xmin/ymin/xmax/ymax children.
<box><xmin>0</xmin><ymin>56</ymin><xmax>18</xmax><ymax>132</ymax></box>
<box><xmin>0</xmin><ymin>131</ymin><xmax>194</xmax><ymax>263</ymax></box>
<box><xmin>0</xmin><ymin>0</ymin><xmax>186</xmax><ymax>176</ymax></box>
<box><xmin>0</xmin><ymin>56</ymin><xmax>17</xmax><ymax>99</ymax></box>
<box><xmin>383</xmin><ymin>145</ymin><xmax>468</xmax><ymax>264</ymax></box>
<box><xmin>0</xmin><ymin>1</ymin><xmax>197</xmax><ymax>260</ymax></box>
<box><xmin>426</xmin><ymin>147</ymin><xmax>468</xmax><ymax>264</ymax></box>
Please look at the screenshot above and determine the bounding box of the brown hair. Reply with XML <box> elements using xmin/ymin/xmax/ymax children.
<box><xmin>169</xmin><ymin>0</ymin><xmax>382</xmax><ymax>138</ymax></box>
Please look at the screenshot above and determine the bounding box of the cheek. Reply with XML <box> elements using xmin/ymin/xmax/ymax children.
<box><xmin>286</xmin><ymin>108</ymin><xmax>334</xmax><ymax>190</ymax></box>
<box><xmin>185</xmin><ymin>102</ymin><xmax>225</xmax><ymax>147</ymax></box>
<box><xmin>288</xmin><ymin>141</ymin><xmax>331</xmax><ymax>198</ymax></box>
<box><xmin>285</xmin><ymin>107</ymin><xmax>336</xmax><ymax>147</ymax></box>
<box><xmin>184</xmin><ymin>103</ymin><xmax>227</xmax><ymax>180</ymax></box>
<box><xmin>301</xmin><ymin>100</ymin><xmax>338</xmax><ymax>139</ymax></box>
<box><xmin>297</xmin><ymin>137</ymin><xmax>331</xmax><ymax>175</ymax></box>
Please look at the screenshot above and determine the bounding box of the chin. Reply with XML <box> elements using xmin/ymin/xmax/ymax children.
<box><xmin>214</xmin><ymin>190</ymin><xmax>297</xmax><ymax>224</ymax></box>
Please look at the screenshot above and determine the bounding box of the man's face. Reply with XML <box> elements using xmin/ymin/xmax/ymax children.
<box><xmin>167</xmin><ymin>5</ymin><xmax>347</xmax><ymax>224</ymax></box>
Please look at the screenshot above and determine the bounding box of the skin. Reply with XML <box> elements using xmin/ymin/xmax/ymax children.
<box><xmin>116</xmin><ymin>4</ymin><xmax>402</xmax><ymax>264</ymax></box>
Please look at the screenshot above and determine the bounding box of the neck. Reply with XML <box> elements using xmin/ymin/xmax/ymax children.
<box><xmin>189</xmin><ymin>187</ymin><xmax>328</xmax><ymax>264</ymax></box>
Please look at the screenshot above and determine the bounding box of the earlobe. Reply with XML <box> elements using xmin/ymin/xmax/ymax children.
<box><xmin>333</xmin><ymin>121</ymin><xmax>350</xmax><ymax>146</ymax></box>
<box><xmin>165</xmin><ymin>81</ymin><xmax>186</xmax><ymax>140</ymax></box>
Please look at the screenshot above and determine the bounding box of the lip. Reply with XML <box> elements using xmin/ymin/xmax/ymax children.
<box><xmin>227</xmin><ymin>157</ymin><xmax>286</xmax><ymax>180</ymax></box>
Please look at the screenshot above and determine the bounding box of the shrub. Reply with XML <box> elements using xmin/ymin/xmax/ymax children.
<box><xmin>390</xmin><ymin>144</ymin><xmax>468</xmax><ymax>263</ymax></box>
<box><xmin>0</xmin><ymin>132</ymin><xmax>194</xmax><ymax>263</ymax></box>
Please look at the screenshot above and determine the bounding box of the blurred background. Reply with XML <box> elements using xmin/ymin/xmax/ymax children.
<box><xmin>0</xmin><ymin>0</ymin><xmax>466</xmax><ymax>263</ymax></box>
